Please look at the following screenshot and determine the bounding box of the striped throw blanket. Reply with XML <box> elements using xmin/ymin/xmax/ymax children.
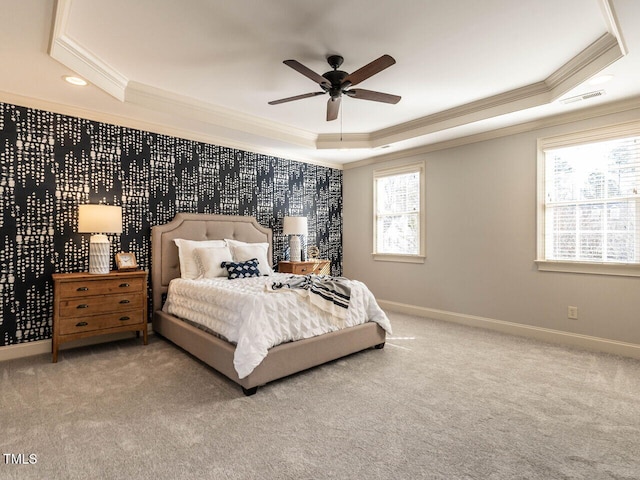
<box><xmin>268</xmin><ymin>274</ymin><xmax>351</xmax><ymax>320</ymax></box>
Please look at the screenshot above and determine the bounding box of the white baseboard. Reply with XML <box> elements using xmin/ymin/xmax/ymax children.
<box><xmin>5</xmin><ymin>307</ymin><xmax>638</xmax><ymax>363</ymax></box>
<box><xmin>0</xmin><ymin>324</ymin><xmax>154</xmax><ymax>363</ymax></box>
<box><xmin>379</xmin><ymin>300</ymin><xmax>640</xmax><ymax>360</ymax></box>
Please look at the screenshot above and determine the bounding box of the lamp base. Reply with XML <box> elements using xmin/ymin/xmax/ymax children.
<box><xmin>89</xmin><ymin>234</ymin><xmax>111</xmax><ymax>274</ymax></box>
<box><xmin>289</xmin><ymin>235</ymin><xmax>301</xmax><ymax>262</ymax></box>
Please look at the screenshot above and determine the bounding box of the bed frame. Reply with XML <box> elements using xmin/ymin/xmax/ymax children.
<box><xmin>151</xmin><ymin>213</ymin><xmax>386</xmax><ymax>395</ymax></box>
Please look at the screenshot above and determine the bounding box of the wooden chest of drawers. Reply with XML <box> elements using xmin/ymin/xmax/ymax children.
<box><xmin>278</xmin><ymin>260</ymin><xmax>331</xmax><ymax>275</ymax></box>
<box><xmin>52</xmin><ymin>270</ymin><xmax>148</xmax><ymax>362</ymax></box>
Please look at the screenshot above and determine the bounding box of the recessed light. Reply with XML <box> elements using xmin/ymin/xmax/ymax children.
<box><xmin>63</xmin><ymin>75</ymin><xmax>87</xmax><ymax>86</ymax></box>
<box><xmin>588</xmin><ymin>74</ymin><xmax>614</xmax><ymax>86</ymax></box>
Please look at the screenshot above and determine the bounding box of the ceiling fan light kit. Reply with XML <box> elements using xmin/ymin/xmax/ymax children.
<box><xmin>269</xmin><ymin>54</ymin><xmax>401</xmax><ymax>121</ymax></box>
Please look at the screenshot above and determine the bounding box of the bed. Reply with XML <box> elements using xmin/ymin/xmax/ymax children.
<box><xmin>152</xmin><ymin>213</ymin><xmax>389</xmax><ymax>395</ymax></box>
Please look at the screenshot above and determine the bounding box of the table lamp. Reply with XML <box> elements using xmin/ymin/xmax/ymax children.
<box><xmin>283</xmin><ymin>216</ymin><xmax>307</xmax><ymax>262</ymax></box>
<box><xmin>78</xmin><ymin>204</ymin><xmax>123</xmax><ymax>274</ymax></box>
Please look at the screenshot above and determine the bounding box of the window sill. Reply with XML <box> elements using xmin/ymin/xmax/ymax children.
<box><xmin>372</xmin><ymin>253</ymin><xmax>425</xmax><ymax>264</ymax></box>
<box><xmin>535</xmin><ymin>260</ymin><xmax>640</xmax><ymax>277</ymax></box>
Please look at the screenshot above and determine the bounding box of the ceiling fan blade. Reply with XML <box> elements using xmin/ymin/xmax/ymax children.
<box><xmin>327</xmin><ymin>97</ymin><xmax>341</xmax><ymax>121</ymax></box>
<box><xmin>344</xmin><ymin>88</ymin><xmax>401</xmax><ymax>104</ymax></box>
<box><xmin>283</xmin><ymin>60</ymin><xmax>331</xmax><ymax>87</ymax></box>
<box><xmin>342</xmin><ymin>54</ymin><xmax>396</xmax><ymax>87</ymax></box>
<box><xmin>268</xmin><ymin>91</ymin><xmax>326</xmax><ymax>105</ymax></box>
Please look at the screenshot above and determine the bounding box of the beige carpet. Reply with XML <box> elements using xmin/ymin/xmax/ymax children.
<box><xmin>1</xmin><ymin>312</ymin><xmax>639</xmax><ymax>479</ymax></box>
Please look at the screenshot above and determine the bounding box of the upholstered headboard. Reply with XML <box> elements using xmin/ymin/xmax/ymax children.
<box><xmin>151</xmin><ymin>213</ymin><xmax>273</xmax><ymax>312</ymax></box>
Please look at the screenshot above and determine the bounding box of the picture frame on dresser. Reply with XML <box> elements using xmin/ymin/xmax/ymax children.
<box><xmin>115</xmin><ymin>252</ymin><xmax>138</xmax><ymax>271</ymax></box>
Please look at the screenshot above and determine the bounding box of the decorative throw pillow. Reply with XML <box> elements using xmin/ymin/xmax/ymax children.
<box><xmin>194</xmin><ymin>246</ymin><xmax>234</xmax><ymax>279</ymax></box>
<box><xmin>221</xmin><ymin>258</ymin><xmax>261</xmax><ymax>279</ymax></box>
<box><xmin>225</xmin><ymin>239</ymin><xmax>273</xmax><ymax>275</ymax></box>
<box><xmin>174</xmin><ymin>239</ymin><xmax>227</xmax><ymax>279</ymax></box>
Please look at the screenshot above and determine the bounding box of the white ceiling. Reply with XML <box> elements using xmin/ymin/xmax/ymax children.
<box><xmin>1</xmin><ymin>0</ymin><xmax>639</xmax><ymax>167</ymax></box>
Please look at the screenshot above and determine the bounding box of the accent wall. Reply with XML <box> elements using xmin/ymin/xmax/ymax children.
<box><xmin>0</xmin><ymin>101</ymin><xmax>342</xmax><ymax>347</ymax></box>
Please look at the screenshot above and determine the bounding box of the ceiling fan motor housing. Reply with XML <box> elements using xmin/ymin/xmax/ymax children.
<box><xmin>323</xmin><ymin>55</ymin><xmax>349</xmax><ymax>98</ymax></box>
<box><xmin>322</xmin><ymin>70</ymin><xmax>349</xmax><ymax>97</ymax></box>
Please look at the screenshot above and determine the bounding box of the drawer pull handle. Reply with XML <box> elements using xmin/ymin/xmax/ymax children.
<box><xmin>76</xmin><ymin>287</ymin><xmax>89</xmax><ymax>292</ymax></box>
<box><xmin>119</xmin><ymin>283</ymin><xmax>130</xmax><ymax>288</ymax></box>
<box><xmin>119</xmin><ymin>299</ymin><xmax>130</xmax><ymax>304</ymax></box>
<box><xmin>119</xmin><ymin>316</ymin><xmax>130</xmax><ymax>321</ymax></box>
<box><xmin>77</xmin><ymin>304</ymin><xmax>89</xmax><ymax>309</ymax></box>
<box><xmin>75</xmin><ymin>321</ymin><xmax>88</xmax><ymax>327</ymax></box>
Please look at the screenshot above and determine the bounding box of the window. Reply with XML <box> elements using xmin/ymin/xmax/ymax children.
<box><xmin>537</xmin><ymin>122</ymin><xmax>640</xmax><ymax>276</ymax></box>
<box><xmin>373</xmin><ymin>163</ymin><xmax>425</xmax><ymax>263</ymax></box>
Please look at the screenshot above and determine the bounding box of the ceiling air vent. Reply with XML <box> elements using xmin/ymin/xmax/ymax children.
<box><xmin>560</xmin><ymin>90</ymin><xmax>605</xmax><ymax>104</ymax></box>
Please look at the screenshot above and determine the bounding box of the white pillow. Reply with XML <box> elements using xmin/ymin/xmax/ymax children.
<box><xmin>174</xmin><ymin>239</ymin><xmax>226</xmax><ymax>279</ymax></box>
<box><xmin>225</xmin><ymin>239</ymin><xmax>273</xmax><ymax>275</ymax></box>
<box><xmin>194</xmin><ymin>246</ymin><xmax>234</xmax><ymax>279</ymax></box>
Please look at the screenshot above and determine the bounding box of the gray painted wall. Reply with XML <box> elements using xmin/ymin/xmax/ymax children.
<box><xmin>343</xmin><ymin>107</ymin><xmax>640</xmax><ymax>345</ymax></box>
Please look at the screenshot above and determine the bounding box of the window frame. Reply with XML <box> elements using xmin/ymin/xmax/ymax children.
<box><xmin>536</xmin><ymin>120</ymin><xmax>640</xmax><ymax>277</ymax></box>
<box><xmin>372</xmin><ymin>162</ymin><xmax>426</xmax><ymax>264</ymax></box>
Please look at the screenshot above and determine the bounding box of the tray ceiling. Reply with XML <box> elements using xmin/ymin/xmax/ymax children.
<box><xmin>1</xmin><ymin>0</ymin><xmax>639</xmax><ymax>166</ymax></box>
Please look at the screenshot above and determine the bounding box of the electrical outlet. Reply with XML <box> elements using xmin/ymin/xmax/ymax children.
<box><xmin>568</xmin><ymin>306</ymin><xmax>578</xmax><ymax>320</ymax></box>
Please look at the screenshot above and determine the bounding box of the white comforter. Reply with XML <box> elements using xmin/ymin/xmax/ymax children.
<box><xmin>162</xmin><ymin>273</ymin><xmax>392</xmax><ymax>379</ymax></box>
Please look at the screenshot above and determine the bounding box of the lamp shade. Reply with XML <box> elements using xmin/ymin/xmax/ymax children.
<box><xmin>78</xmin><ymin>205</ymin><xmax>123</xmax><ymax>234</ymax></box>
<box><xmin>283</xmin><ymin>216</ymin><xmax>307</xmax><ymax>236</ymax></box>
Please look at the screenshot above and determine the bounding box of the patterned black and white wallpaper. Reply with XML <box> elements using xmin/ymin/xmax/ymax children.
<box><xmin>0</xmin><ymin>101</ymin><xmax>342</xmax><ymax>347</ymax></box>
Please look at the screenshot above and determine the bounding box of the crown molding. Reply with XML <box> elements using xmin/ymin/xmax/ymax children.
<box><xmin>49</xmin><ymin>34</ymin><xmax>128</xmax><ymax>101</ymax></box>
<box><xmin>316</xmin><ymin>82</ymin><xmax>550</xmax><ymax>150</ymax></box>
<box><xmin>46</xmin><ymin>4</ymin><xmax>335</xmax><ymax>168</ymax></box>
<box><xmin>320</xmin><ymin>32</ymin><xmax>624</xmax><ymax>150</ymax></box>
<box><xmin>598</xmin><ymin>0</ymin><xmax>628</xmax><ymax>55</ymax></box>
<box><xmin>313</xmin><ymin>133</ymin><xmax>373</xmax><ymax>150</ymax></box>
<box><xmin>343</xmin><ymin>96</ymin><xmax>640</xmax><ymax>170</ymax></box>
<box><xmin>546</xmin><ymin>32</ymin><xmax>622</xmax><ymax>98</ymax></box>
<box><xmin>49</xmin><ymin>0</ymin><xmax>128</xmax><ymax>101</ymax></box>
<box><xmin>50</xmin><ymin>0</ymin><xmax>319</xmax><ymax>150</ymax></box>
<box><xmin>125</xmin><ymin>81</ymin><xmax>318</xmax><ymax>149</ymax></box>
<box><xmin>48</xmin><ymin>0</ymin><xmax>628</xmax><ymax>161</ymax></box>
<box><xmin>0</xmin><ymin>89</ymin><xmax>342</xmax><ymax>170</ymax></box>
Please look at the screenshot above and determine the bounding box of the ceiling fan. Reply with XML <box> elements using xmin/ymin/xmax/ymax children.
<box><xmin>268</xmin><ymin>54</ymin><xmax>401</xmax><ymax>121</ymax></box>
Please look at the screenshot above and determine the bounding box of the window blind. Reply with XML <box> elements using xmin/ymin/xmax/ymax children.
<box><xmin>544</xmin><ymin>135</ymin><xmax>640</xmax><ymax>264</ymax></box>
<box><xmin>374</xmin><ymin>169</ymin><xmax>421</xmax><ymax>255</ymax></box>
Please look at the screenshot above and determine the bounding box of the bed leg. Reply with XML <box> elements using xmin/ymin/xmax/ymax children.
<box><xmin>374</xmin><ymin>342</ymin><xmax>385</xmax><ymax>349</ymax></box>
<box><xmin>242</xmin><ymin>386</ymin><xmax>258</xmax><ymax>396</ymax></box>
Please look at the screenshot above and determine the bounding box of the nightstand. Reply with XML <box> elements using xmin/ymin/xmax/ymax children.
<box><xmin>52</xmin><ymin>270</ymin><xmax>148</xmax><ymax>362</ymax></box>
<box><xmin>278</xmin><ymin>260</ymin><xmax>331</xmax><ymax>275</ymax></box>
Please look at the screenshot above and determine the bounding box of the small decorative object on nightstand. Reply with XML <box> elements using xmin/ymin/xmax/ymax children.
<box><xmin>278</xmin><ymin>259</ymin><xmax>330</xmax><ymax>276</ymax></box>
<box><xmin>115</xmin><ymin>252</ymin><xmax>138</xmax><ymax>271</ymax></box>
<box><xmin>308</xmin><ymin>245</ymin><xmax>320</xmax><ymax>259</ymax></box>
<box><xmin>51</xmin><ymin>270</ymin><xmax>148</xmax><ymax>363</ymax></box>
